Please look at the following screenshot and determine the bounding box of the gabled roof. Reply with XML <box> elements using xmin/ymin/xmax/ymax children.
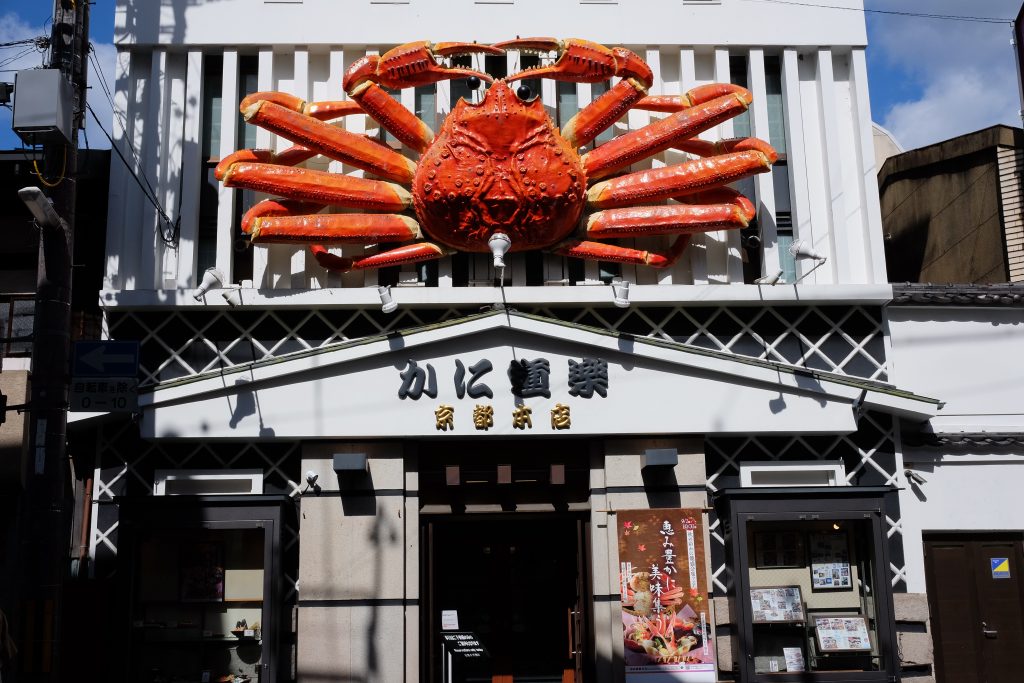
<box><xmin>140</xmin><ymin>310</ymin><xmax>940</xmax><ymax>440</ymax></box>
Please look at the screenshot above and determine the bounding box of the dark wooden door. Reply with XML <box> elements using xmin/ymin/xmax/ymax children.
<box><xmin>924</xmin><ymin>534</ymin><xmax>1024</xmax><ymax>683</ymax></box>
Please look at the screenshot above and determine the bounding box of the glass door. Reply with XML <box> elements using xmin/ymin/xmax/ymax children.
<box><xmin>425</xmin><ymin>516</ymin><xmax>588</xmax><ymax>683</ymax></box>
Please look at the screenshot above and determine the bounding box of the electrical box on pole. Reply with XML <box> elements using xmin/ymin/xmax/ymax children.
<box><xmin>12</xmin><ymin>69</ymin><xmax>75</xmax><ymax>146</ymax></box>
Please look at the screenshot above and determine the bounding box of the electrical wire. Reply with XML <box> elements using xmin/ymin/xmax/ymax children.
<box><xmin>32</xmin><ymin>146</ymin><xmax>66</xmax><ymax>188</ymax></box>
<box><xmin>87</xmin><ymin>44</ymin><xmax>187</xmax><ymax>243</ymax></box>
<box><xmin>87</xmin><ymin>102</ymin><xmax>180</xmax><ymax>247</ymax></box>
<box><xmin>88</xmin><ymin>46</ymin><xmax>152</xmax><ymax>198</ymax></box>
<box><xmin>738</xmin><ymin>0</ymin><xmax>1012</xmax><ymax>24</ymax></box>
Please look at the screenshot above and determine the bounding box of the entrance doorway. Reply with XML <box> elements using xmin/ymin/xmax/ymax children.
<box><xmin>424</xmin><ymin>516</ymin><xmax>589</xmax><ymax>683</ymax></box>
<box><xmin>923</xmin><ymin>533</ymin><xmax>1024</xmax><ymax>683</ymax></box>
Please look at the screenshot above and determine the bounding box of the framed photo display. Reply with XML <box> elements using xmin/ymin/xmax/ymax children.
<box><xmin>814</xmin><ymin>616</ymin><xmax>872</xmax><ymax>652</ymax></box>
<box><xmin>750</xmin><ymin>586</ymin><xmax>805</xmax><ymax>623</ymax></box>
<box><xmin>755</xmin><ymin>531</ymin><xmax>805</xmax><ymax>568</ymax></box>
<box><xmin>810</xmin><ymin>532</ymin><xmax>851</xmax><ymax>589</ymax></box>
<box><xmin>179</xmin><ymin>541</ymin><xmax>225</xmax><ymax>602</ymax></box>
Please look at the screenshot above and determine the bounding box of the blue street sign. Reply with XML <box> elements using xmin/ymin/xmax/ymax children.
<box><xmin>72</xmin><ymin>341</ymin><xmax>140</xmax><ymax>378</ymax></box>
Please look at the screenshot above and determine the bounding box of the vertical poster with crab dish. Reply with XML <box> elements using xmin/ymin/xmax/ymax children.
<box><xmin>618</xmin><ymin>509</ymin><xmax>716</xmax><ymax>682</ymax></box>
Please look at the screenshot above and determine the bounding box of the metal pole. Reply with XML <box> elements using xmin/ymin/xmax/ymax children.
<box><xmin>18</xmin><ymin>0</ymin><xmax>88</xmax><ymax>679</ymax></box>
<box><xmin>1014</xmin><ymin>11</ymin><xmax>1024</xmax><ymax>127</ymax></box>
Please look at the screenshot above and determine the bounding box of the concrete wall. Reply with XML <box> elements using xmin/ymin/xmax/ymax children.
<box><xmin>0</xmin><ymin>370</ymin><xmax>29</xmax><ymax>491</ymax></box>
<box><xmin>298</xmin><ymin>441</ymin><xmax>410</xmax><ymax>683</ymax></box>
<box><xmin>878</xmin><ymin>127</ymin><xmax>1024</xmax><ymax>284</ymax></box>
<box><xmin>297</xmin><ymin>436</ymin><xmax>708</xmax><ymax>682</ymax></box>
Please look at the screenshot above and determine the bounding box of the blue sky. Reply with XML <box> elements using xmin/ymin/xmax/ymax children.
<box><xmin>1</xmin><ymin>0</ymin><xmax>1021</xmax><ymax>152</ymax></box>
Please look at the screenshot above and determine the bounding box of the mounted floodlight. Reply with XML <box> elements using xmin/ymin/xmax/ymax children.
<box><xmin>488</xmin><ymin>232</ymin><xmax>512</xmax><ymax>269</ymax></box>
<box><xmin>611</xmin><ymin>278</ymin><xmax>630</xmax><ymax>308</ymax></box>
<box><xmin>193</xmin><ymin>267</ymin><xmax>226</xmax><ymax>301</ymax></box>
<box><xmin>789</xmin><ymin>240</ymin><xmax>827</xmax><ymax>261</ymax></box>
<box><xmin>754</xmin><ymin>269</ymin><xmax>784</xmax><ymax>286</ymax></box>
<box><xmin>18</xmin><ymin>186</ymin><xmax>63</xmax><ymax>229</ymax></box>
<box><xmin>222</xmin><ymin>286</ymin><xmax>242</xmax><ymax>307</ymax></box>
<box><xmin>377</xmin><ymin>285</ymin><xmax>397</xmax><ymax>314</ymax></box>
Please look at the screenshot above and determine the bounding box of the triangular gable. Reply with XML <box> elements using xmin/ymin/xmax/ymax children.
<box><xmin>140</xmin><ymin>311</ymin><xmax>940</xmax><ymax>439</ymax></box>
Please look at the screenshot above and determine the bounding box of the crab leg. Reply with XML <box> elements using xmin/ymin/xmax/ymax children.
<box><xmin>250</xmin><ymin>213</ymin><xmax>421</xmax><ymax>245</ymax></box>
<box><xmin>582</xmin><ymin>93</ymin><xmax>755</xmax><ymax>180</ymax></box>
<box><xmin>551</xmin><ymin>236</ymin><xmax>692</xmax><ymax>269</ymax></box>
<box><xmin>669</xmin><ymin>136</ymin><xmax>777</xmax><ymax>160</ymax></box>
<box><xmin>634</xmin><ymin>84</ymin><xmax>751</xmax><ymax>113</ymax></box>
<box><xmin>347</xmin><ymin>82</ymin><xmax>436</xmax><ymax>153</ymax></box>
<box><xmin>241</xmin><ymin>92</ymin><xmax>365</xmax><ymax>121</ymax></box>
<box><xmin>342</xmin><ymin>41</ymin><xmax>501</xmax><ymax>153</ymax></box>
<box><xmin>310</xmin><ymin>242</ymin><xmax>454</xmax><ymax>273</ymax></box>
<box><xmin>562</xmin><ymin>79</ymin><xmax>648</xmax><ymax>149</ymax></box>
<box><xmin>586</xmin><ymin>150</ymin><xmax>775</xmax><ymax>210</ymax></box>
<box><xmin>216</xmin><ymin>161</ymin><xmax>412</xmax><ymax>212</ymax></box>
<box><xmin>583</xmin><ymin>202</ymin><xmax>750</xmax><ymax>239</ymax></box>
<box><xmin>242</xmin><ymin>99</ymin><xmax>416</xmax><ymax>183</ymax></box>
<box><xmin>564</xmin><ymin>83</ymin><xmax>751</xmax><ymax>150</ymax></box>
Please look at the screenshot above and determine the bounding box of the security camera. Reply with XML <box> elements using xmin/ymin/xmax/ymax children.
<box><xmin>305</xmin><ymin>470</ymin><xmax>319</xmax><ymax>487</ymax></box>
<box><xmin>904</xmin><ymin>469</ymin><xmax>927</xmax><ymax>486</ymax></box>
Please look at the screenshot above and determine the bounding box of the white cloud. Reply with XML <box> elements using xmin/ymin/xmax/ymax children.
<box><xmin>0</xmin><ymin>10</ymin><xmax>116</xmax><ymax>150</ymax></box>
<box><xmin>867</xmin><ymin>0</ymin><xmax>1021</xmax><ymax>149</ymax></box>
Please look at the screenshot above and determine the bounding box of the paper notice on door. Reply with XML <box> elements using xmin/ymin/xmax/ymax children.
<box><xmin>783</xmin><ymin>647</ymin><xmax>805</xmax><ymax>671</ymax></box>
<box><xmin>441</xmin><ymin>610</ymin><xmax>459</xmax><ymax>630</ymax></box>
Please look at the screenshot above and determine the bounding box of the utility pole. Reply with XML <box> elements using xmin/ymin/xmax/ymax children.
<box><xmin>17</xmin><ymin>0</ymin><xmax>89</xmax><ymax>679</ymax></box>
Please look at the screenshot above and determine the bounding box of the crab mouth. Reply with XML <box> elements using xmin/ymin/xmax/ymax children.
<box><xmin>427</xmin><ymin>41</ymin><xmax>504</xmax><ymax>83</ymax></box>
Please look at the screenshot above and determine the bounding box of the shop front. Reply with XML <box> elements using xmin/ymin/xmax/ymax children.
<box><xmin>120</xmin><ymin>311</ymin><xmax>938</xmax><ymax>682</ymax></box>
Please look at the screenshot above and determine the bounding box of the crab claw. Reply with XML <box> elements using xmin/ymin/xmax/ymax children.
<box><xmin>344</xmin><ymin>40</ymin><xmax>498</xmax><ymax>94</ymax></box>
<box><xmin>500</xmin><ymin>38</ymin><xmax>652</xmax><ymax>88</ymax></box>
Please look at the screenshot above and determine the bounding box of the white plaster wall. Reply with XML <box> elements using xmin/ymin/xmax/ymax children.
<box><xmin>889</xmin><ymin>306</ymin><xmax>1024</xmax><ymax>593</ymax></box>
<box><xmin>115</xmin><ymin>0</ymin><xmax>868</xmax><ymax>48</ymax></box>
<box><xmin>898</xmin><ymin>450</ymin><xmax>1024</xmax><ymax>593</ymax></box>
<box><xmin>887</xmin><ymin>308</ymin><xmax>1024</xmax><ymax>431</ymax></box>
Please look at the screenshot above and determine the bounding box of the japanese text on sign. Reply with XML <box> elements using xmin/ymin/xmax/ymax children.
<box><xmin>397</xmin><ymin>357</ymin><xmax>609</xmax><ymax>400</ymax></box>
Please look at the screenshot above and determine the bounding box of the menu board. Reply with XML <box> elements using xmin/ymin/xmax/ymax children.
<box><xmin>810</xmin><ymin>533</ymin><xmax>851</xmax><ymax>589</ymax></box>
<box><xmin>814</xmin><ymin>616</ymin><xmax>872</xmax><ymax>652</ymax></box>
<box><xmin>749</xmin><ymin>586</ymin><xmax>805</xmax><ymax>623</ymax></box>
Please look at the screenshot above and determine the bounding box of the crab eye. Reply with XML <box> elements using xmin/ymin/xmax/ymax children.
<box><xmin>466</xmin><ymin>76</ymin><xmax>481</xmax><ymax>91</ymax></box>
<box><xmin>516</xmin><ymin>84</ymin><xmax>533</xmax><ymax>101</ymax></box>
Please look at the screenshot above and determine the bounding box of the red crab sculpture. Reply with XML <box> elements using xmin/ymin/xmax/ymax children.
<box><xmin>215</xmin><ymin>39</ymin><xmax>777</xmax><ymax>272</ymax></box>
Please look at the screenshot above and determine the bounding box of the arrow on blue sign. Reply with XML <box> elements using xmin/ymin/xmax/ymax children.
<box><xmin>72</xmin><ymin>341</ymin><xmax>140</xmax><ymax>377</ymax></box>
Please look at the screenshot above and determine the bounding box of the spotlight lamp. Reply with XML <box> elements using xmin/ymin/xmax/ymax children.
<box><xmin>754</xmin><ymin>270</ymin><xmax>784</xmax><ymax>286</ymax></box>
<box><xmin>789</xmin><ymin>240</ymin><xmax>827</xmax><ymax>261</ymax></box>
<box><xmin>193</xmin><ymin>267</ymin><xmax>226</xmax><ymax>301</ymax></box>
<box><xmin>488</xmin><ymin>232</ymin><xmax>512</xmax><ymax>270</ymax></box>
<box><xmin>377</xmin><ymin>285</ymin><xmax>397</xmax><ymax>314</ymax></box>
<box><xmin>789</xmin><ymin>240</ymin><xmax>828</xmax><ymax>283</ymax></box>
<box><xmin>611</xmin><ymin>278</ymin><xmax>630</xmax><ymax>308</ymax></box>
<box><xmin>221</xmin><ymin>286</ymin><xmax>242</xmax><ymax>307</ymax></box>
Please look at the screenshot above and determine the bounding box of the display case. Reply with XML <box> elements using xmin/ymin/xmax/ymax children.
<box><xmin>116</xmin><ymin>495</ymin><xmax>290</xmax><ymax>683</ymax></box>
<box><xmin>715</xmin><ymin>487</ymin><xmax>897</xmax><ymax>683</ymax></box>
